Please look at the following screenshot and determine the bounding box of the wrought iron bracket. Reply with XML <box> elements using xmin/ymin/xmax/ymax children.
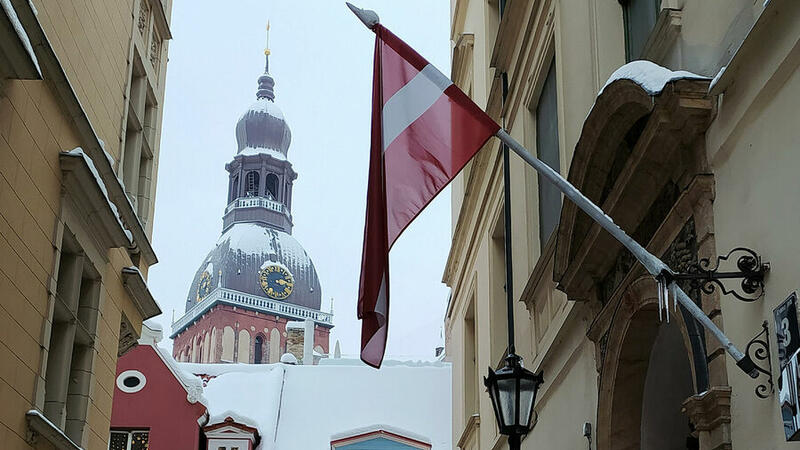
<box><xmin>666</xmin><ymin>247</ymin><xmax>769</xmax><ymax>302</ymax></box>
<box><xmin>735</xmin><ymin>321</ymin><xmax>773</xmax><ymax>399</ymax></box>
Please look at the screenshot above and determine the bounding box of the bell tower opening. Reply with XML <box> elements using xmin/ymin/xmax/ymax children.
<box><xmin>266</xmin><ymin>173</ymin><xmax>279</xmax><ymax>200</ymax></box>
<box><xmin>245</xmin><ymin>171</ymin><xmax>260</xmax><ymax>196</ymax></box>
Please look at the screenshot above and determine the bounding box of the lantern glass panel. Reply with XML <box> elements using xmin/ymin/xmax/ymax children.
<box><xmin>519</xmin><ymin>377</ymin><xmax>537</xmax><ymax>427</ymax></box>
<box><xmin>498</xmin><ymin>377</ymin><xmax>517</xmax><ymax>427</ymax></box>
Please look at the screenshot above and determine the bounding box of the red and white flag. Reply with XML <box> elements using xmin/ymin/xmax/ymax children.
<box><xmin>358</xmin><ymin>21</ymin><xmax>499</xmax><ymax>368</ymax></box>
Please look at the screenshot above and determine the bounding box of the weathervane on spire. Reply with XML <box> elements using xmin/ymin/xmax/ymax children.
<box><xmin>264</xmin><ymin>20</ymin><xmax>271</xmax><ymax>56</ymax></box>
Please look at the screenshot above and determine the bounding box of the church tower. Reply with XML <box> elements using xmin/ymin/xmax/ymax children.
<box><xmin>171</xmin><ymin>36</ymin><xmax>332</xmax><ymax>365</ymax></box>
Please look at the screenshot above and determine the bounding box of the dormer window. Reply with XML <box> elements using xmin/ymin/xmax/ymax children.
<box><xmin>245</xmin><ymin>171</ymin><xmax>260</xmax><ymax>196</ymax></box>
<box><xmin>265</xmin><ymin>173</ymin><xmax>279</xmax><ymax>200</ymax></box>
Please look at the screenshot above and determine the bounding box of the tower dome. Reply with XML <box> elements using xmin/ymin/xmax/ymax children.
<box><xmin>235</xmin><ymin>58</ymin><xmax>292</xmax><ymax>155</ymax></box>
<box><xmin>185</xmin><ymin>223</ymin><xmax>322</xmax><ymax>312</ymax></box>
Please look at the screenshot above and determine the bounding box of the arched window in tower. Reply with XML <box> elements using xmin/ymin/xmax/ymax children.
<box><xmin>245</xmin><ymin>171</ymin><xmax>260</xmax><ymax>197</ymax></box>
<box><xmin>254</xmin><ymin>335</ymin><xmax>264</xmax><ymax>364</ymax></box>
<box><xmin>265</xmin><ymin>173</ymin><xmax>279</xmax><ymax>200</ymax></box>
<box><xmin>230</xmin><ymin>175</ymin><xmax>239</xmax><ymax>202</ymax></box>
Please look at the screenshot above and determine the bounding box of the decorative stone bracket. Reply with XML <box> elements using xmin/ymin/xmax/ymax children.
<box><xmin>682</xmin><ymin>386</ymin><xmax>732</xmax><ymax>450</ymax></box>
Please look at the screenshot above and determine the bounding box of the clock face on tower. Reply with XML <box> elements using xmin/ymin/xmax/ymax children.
<box><xmin>258</xmin><ymin>264</ymin><xmax>294</xmax><ymax>300</ymax></box>
<box><xmin>196</xmin><ymin>271</ymin><xmax>212</xmax><ymax>302</ymax></box>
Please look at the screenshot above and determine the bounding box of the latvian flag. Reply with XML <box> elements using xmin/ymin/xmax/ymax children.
<box><xmin>358</xmin><ymin>21</ymin><xmax>500</xmax><ymax>368</ymax></box>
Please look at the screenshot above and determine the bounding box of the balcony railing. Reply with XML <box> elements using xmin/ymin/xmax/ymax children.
<box><xmin>172</xmin><ymin>287</ymin><xmax>333</xmax><ymax>336</ymax></box>
<box><xmin>225</xmin><ymin>196</ymin><xmax>288</xmax><ymax>216</ymax></box>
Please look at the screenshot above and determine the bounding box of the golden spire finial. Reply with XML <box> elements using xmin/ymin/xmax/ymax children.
<box><xmin>264</xmin><ymin>20</ymin><xmax>271</xmax><ymax>56</ymax></box>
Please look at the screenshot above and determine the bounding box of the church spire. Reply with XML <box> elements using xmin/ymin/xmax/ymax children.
<box><xmin>257</xmin><ymin>21</ymin><xmax>275</xmax><ymax>101</ymax></box>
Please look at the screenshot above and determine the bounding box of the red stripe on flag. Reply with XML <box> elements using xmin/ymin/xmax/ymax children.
<box><xmin>380</xmin><ymin>37</ymin><xmax>420</xmax><ymax>102</ymax></box>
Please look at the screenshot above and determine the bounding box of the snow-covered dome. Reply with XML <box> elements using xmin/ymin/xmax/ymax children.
<box><xmin>185</xmin><ymin>223</ymin><xmax>321</xmax><ymax>312</ymax></box>
<box><xmin>235</xmin><ymin>69</ymin><xmax>291</xmax><ymax>155</ymax></box>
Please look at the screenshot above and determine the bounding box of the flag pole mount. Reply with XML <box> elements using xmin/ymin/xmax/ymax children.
<box><xmin>494</xmin><ymin>128</ymin><xmax>760</xmax><ymax>378</ymax></box>
<box><xmin>346</xmin><ymin>3</ymin><xmax>380</xmax><ymax>29</ymax></box>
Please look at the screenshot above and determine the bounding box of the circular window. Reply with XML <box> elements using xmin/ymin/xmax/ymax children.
<box><xmin>116</xmin><ymin>370</ymin><xmax>146</xmax><ymax>393</ymax></box>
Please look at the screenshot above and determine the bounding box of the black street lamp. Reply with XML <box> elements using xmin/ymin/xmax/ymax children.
<box><xmin>484</xmin><ymin>354</ymin><xmax>544</xmax><ymax>449</ymax></box>
<box><xmin>489</xmin><ymin>44</ymin><xmax>544</xmax><ymax>447</ymax></box>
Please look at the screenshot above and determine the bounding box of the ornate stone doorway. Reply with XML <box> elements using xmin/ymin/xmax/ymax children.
<box><xmin>596</xmin><ymin>278</ymin><xmax>697</xmax><ymax>450</ymax></box>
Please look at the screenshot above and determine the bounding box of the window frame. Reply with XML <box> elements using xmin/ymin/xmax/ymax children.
<box><xmin>533</xmin><ymin>58</ymin><xmax>561</xmax><ymax>250</ymax></box>
<box><xmin>621</xmin><ymin>0</ymin><xmax>661</xmax><ymax>61</ymax></box>
<box><xmin>109</xmin><ymin>429</ymin><xmax>150</xmax><ymax>450</ymax></box>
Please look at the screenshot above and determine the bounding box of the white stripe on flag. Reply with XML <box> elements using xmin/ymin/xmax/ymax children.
<box><xmin>382</xmin><ymin>64</ymin><xmax>453</xmax><ymax>151</ymax></box>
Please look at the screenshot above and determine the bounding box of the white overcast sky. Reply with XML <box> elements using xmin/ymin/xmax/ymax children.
<box><xmin>148</xmin><ymin>1</ymin><xmax>452</xmax><ymax>359</ymax></box>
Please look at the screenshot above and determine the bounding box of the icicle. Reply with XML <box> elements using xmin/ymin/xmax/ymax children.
<box><xmin>657</xmin><ymin>278</ymin><xmax>664</xmax><ymax>322</ymax></box>
<box><xmin>670</xmin><ymin>282</ymin><xmax>678</xmax><ymax>313</ymax></box>
<box><xmin>664</xmin><ymin>281</ymin><xmax>670</xmax><ymax>323</ymax></box>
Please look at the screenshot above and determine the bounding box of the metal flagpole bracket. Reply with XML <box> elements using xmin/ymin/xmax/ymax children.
<box><xmin>666</xmin><ymin>247</ymin><xmax>769</xmax><ymax>302</ymax></box>
<box><xmin>737</xmin><ymin>321</ymin><xmax>774</xmax><ymax>399</ymax></box>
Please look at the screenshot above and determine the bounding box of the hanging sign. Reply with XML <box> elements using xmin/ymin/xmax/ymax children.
<box><xmin>775</xmin><ymin>292</ymin><xmax>800</xmax><ymax>441</ymax></box>
<box><xmin>775</xmin><ymin>292</ymin><xmax>800</xmax><ymax>370</ymax></box>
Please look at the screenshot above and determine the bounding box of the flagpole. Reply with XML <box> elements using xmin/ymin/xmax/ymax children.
<box><xmin>495</xmin><ymin>129</ymin><xmax>758</xmax><ymax>377</ymax></box>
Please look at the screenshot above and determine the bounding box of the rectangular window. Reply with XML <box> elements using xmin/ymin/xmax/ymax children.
<box><xmin>463</xmin><ymin>295</ymin><xmax>478</xmax><ymax>419</ymax></box>
<box><xmin>120</xmin><ymin>49</ymin><xmax>157</xmax><ymax>227</ymax></box>
<box><xmin>44</xmin><ymin>228</ymin><xmax>101</xmax><ymax>444</ymax></box>
<box><xmin>109</xmin><ymin>430</ymin><xmax>150</xmax><ymax>450</ymax></box>
<box><xmin>622</xmin><ymin>0</ymin><xmax>660</xmax><ymax>61</ymax></box>
<box><xmin>489</xmin><ymin>215</ymin><xmax>509</xmax><ymax>366</ymax></box>
<box><xmin>535</xmin><ymin>60</ymin><xmax>561</xmax><ymax>249</ymax></box>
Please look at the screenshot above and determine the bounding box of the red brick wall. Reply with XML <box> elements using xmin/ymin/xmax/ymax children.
<box><xmin>172</xmin><ymin>305</ymin><xmax>331</xmax><ymax>364</ymax></box>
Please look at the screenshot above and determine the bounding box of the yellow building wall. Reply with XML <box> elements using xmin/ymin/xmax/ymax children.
<box><xmin>0</xmin><ymin>0</ymin><xmax>168</xmax><ymax>448</ymax></box>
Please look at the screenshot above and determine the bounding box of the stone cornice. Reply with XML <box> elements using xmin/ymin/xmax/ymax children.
<box><xmin>59</xmin><ymin>153</ymin><xmax>132</xmax><ymax>252</ymax></box>
<box><xmin>121</xmin><ymin>267</ymin><xmax>162</xmax><ymax>321</ymax></box>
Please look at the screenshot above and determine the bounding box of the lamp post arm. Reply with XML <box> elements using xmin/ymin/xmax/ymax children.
<box><xmin>494</xmin><ymin>129</ymin><xmax>751</xmax><ymax>373</ymax></box>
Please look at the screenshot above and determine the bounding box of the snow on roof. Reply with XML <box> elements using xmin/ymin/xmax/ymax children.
<box><xmin>176</xmin><ymin>360</ymin><xmax>452</xmax><ymax>449</ymax></box>
<box><xmin>1</xmin><ymin>0</ymin><xmax>41</xmax><ymax>77</ymax></box>
<box><xmin>200</xmin><ymin>366</ymin><xmax>285</xmax><ymax>445</ymax></box>
<box><xmin>143</xmin><ymin>318</ymin><xmax>163</xmax><ymax>332</ymax></box>
<box><xmin>242</xmin><ymin>97</ymin><xmax>286</xmax><ymax>121</ymax></box>
<box><xmin>331</xmin><ymin>424</ymin><xmax>432</xmax><ymax>445</ymax></box>
<box><xmin>276</xmin><ymin>363</ymin><xmax>451</xmax><ymax>448</ymax></box>
<box><xmin>259</xmin><ymin>260</ymin><xmax>290</xmax><ymax>272</ymax></box>
<box><xmin>237</xmin><ymin>147</ymin><xmax>287</xmax><ymax>160</ymax></box>
<box><xmin>149</xmin><ymin>345</ymin><xmax>207</xmax><ymax>407</ymax></box>
<box><xmin>285</xmin><ymin>320</ymin><xmax>305</xmax><ymax>330</ymax></box>
<box><xmin>63</xmin><ymin>148</ymin><xmax>132</xmax><ymax>243</ymax></box>
<box><xmin>218</xmin><ymin>223</ymin><xmax>277</xmax><ymax>255</ymax></box>
<box><xmin>599</xmin><ymin>60</ymin><xmax>708</xmax><ymax>96</ymax></box>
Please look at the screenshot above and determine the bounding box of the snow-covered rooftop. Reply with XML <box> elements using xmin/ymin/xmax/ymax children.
<box><xmin>176</xmin><ymin>359</ymin><xmax>452</xmax><ymax>449</ymax></box>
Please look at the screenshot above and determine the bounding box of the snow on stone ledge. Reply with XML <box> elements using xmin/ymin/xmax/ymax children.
<box><xmin>1</xmin><ymin>0</ymin><xmax>41</xmax><ymax>77</ymax></box>
<box><xmin>63</xmin><ymin>148</ymin><xmax>133</xmax><ymax>243</ymax></box>
<box><xmin>600</xmin><ymin>60</ymin><xmax>708</xmax><ymax>97</ymax></box>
